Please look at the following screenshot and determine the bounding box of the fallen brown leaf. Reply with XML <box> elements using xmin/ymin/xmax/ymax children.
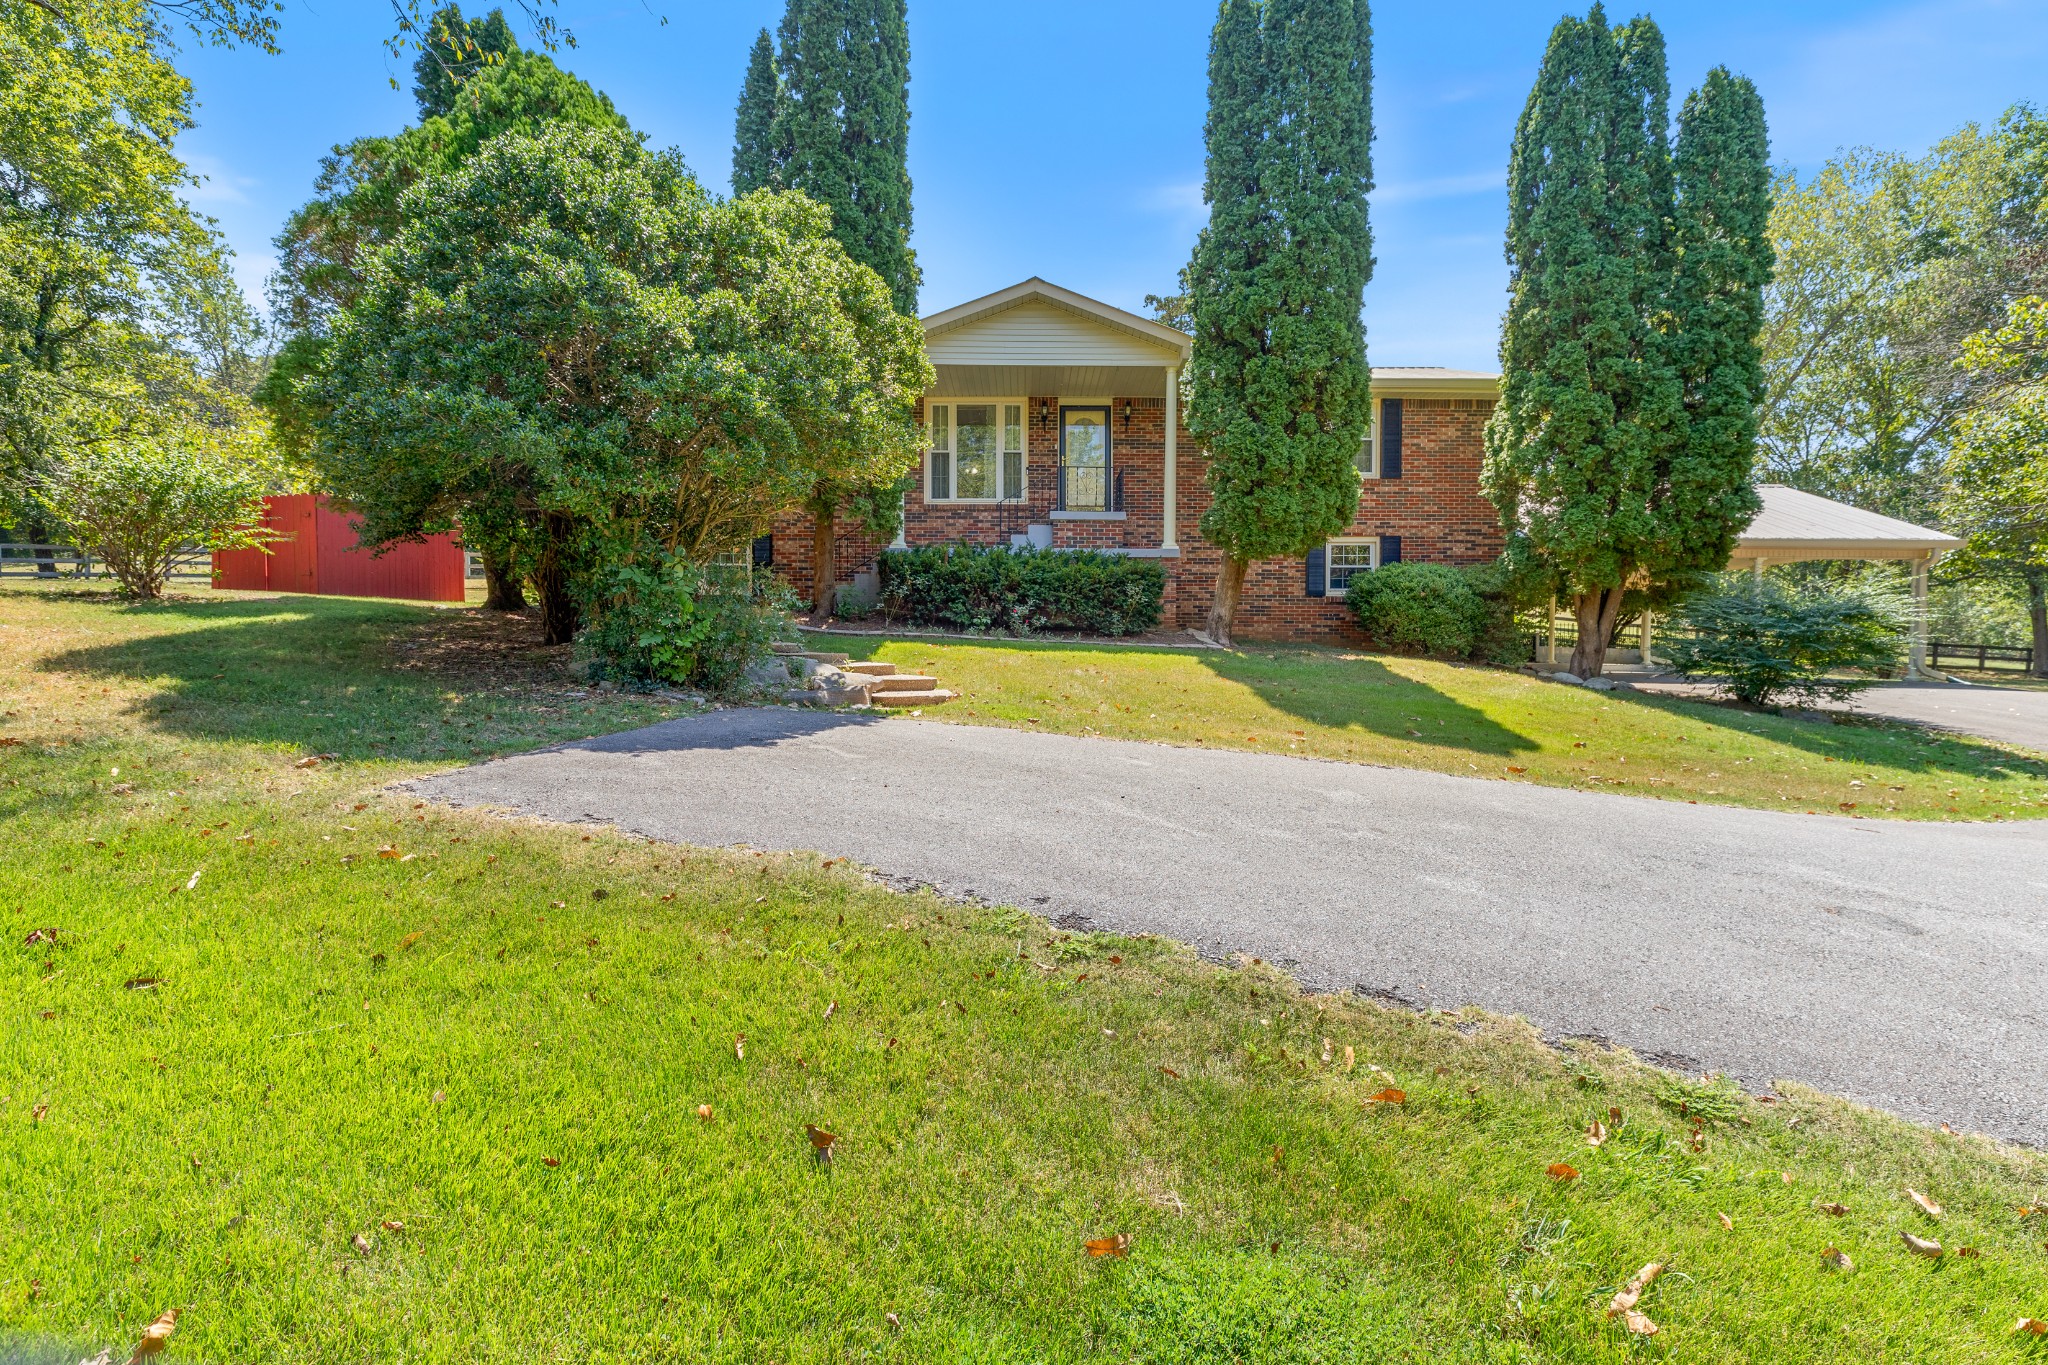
<box><xmin>1621</xmin><ymin>1310</ymin><xmax>1658</xmax><ymax>1337</ymax></box>
<box><xmin>696</xmin><ymin>1104</ymin><xmax>713</xmax><ymax>1122</ymax></box>
<box><xmin>294</xmin><ymin>756</ymin><xmax>322</xmax><ymax>769</ymax></box>
<box><xmin>2015</xmin><ymin>1317</ymin><xmax>2047</xmax><ymax>1335</ymax></box>
<box><xmin>1366</xmin><ymin>1087</ymin><xmax>1407</xmax><ymax>1105</ymax></box>
<box><xmin>1822</xmin><ymin>1245</ymin><xmax>1853</xmax><ymax>1271</ymax></box>
<box><xmin>123</xmin><ymin>976</ymin><xmax>162</xmax><ymax>991</ymax></box>
<box><xmin>1157</xmin><ymin>1065</ymin><xmax>1181</xmax><ymax>1079</ymax></box>
<box><xmin>1605</xmin><ymin>1262</ymin><xmax>1664</xmax><ymax>1318</ymax></box>
<box><xmin>1084</xmin><ymin>1233</ymin><xmax>1131</xmax><ymax>1258</ymax></box>
<box><xmin>398</xmin><ymin>931</ymin><xmax>423</xmax><ymax>951</ymax></box>
<box><xmin>1817</xmin><ymin>1202</ymin><xmax>1848</xmax><ymax>1217</ymax></box>
<box><xmin>542</xmin><ymin>1156</ymin><xmax>560</xmax><ymax>1168</ymax></box>
<box><xmin>1718</xmin><ymin>1212</ymin><xmax>1734</xmax><ymax>1230</ymax></box>
<box><xmin>351</xmin><ymin>1232</ymin><xmax>372</xmax><ymax>1256</ymax></box>
<box><xmin>1343</xmin><ymin>1045</ymin><xmax>1355</xmax><ymax>1071</ymax></box>
<box><xmin>1900</xmin><ymin>1231</ymin><xmax>1943</xmax><ymax>1259</ymax></box>
<box><xmin>1585</xmin><ymin>1119</ymin><xmax>1608</xmax><ymax>1147</ymax></box>
<box><xmin>1907</xmin><ymin>1188</ymin><xmax>1943</xmax><ymax>1218</ymax></box>
<box><xmin>734</xmin><ymin>1034</ymin><xmax>746</xmax><ymax>1061</ymax></box>
<box><xmin>126</xmin><ymin>1308</ymin><xmax>177</xmax><ymax>1364</ymax></box>
<box><xmin>376</xmin><ymin>845</ymin><xmax>401</xmax><ymax>860</ymax></box>
<box><xmin>430</xmin><ymin>1090</ymin><xmax>445</xmax><ymax>1103</ymax></box>
<box><xmin>1957</xmin><ymin>1246</ymin><xmax>1980</xmax><ymax>1258</ymax></box>
<box><xmin>1547</xmin><ymin>1162</ymin><xmax>1580</xmax><ymax>1183</ymax></box>
<box><xmin>380</xmin><ymin>1220</ymin><xmax>404</xmax><ymax>1233</ymax></box>
<box><xmin>30</xmin><ymin>1102</ymin><xmax>48</xmax><ymax>1123</ymax></box>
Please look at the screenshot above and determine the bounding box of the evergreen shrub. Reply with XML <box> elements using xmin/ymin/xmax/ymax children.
<box><xmin>879</xmin><ymin>545</ymin><xmax>1164</xmax><ymax>636</ymax></box>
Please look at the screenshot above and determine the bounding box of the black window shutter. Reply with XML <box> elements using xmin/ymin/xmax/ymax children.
<box><xmin>751</xmin><ymin>533</ymin><xmax>774</xmax><ymax>568</ymax></box>
<box><xmin>1305</xmin><ymin>547</ymin><xmax>1327</xmax><ymax>598</ymax></box>
<box><xmin>1380</xmin><ymin>399</ymin><xmax>1403</xmax><ymax>479</ymax></box>
<box><xmin>1380</xmin><ymin>535</ymin><xmax>1402</xmax><ymax>565</ymax></box>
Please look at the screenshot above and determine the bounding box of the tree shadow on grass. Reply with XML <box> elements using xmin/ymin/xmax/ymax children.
<box><xmin>1615</xmin><ymin>683</ymin><xmax>2048</xmax><ymax>783</ymax></box>
<box><xmin>37</xmin><ymin>595</ymin><xmax>662</xmax><ymax>765</ymax></box>
<box><xmin>817</xmin><ymin>632</ymin><xmax>1540</xmax><ymax>758</ymax></box>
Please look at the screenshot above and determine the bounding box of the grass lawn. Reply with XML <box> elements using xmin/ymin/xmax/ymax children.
<box><xmin>6</xmin><ymin>586</ymin><xmax>2048</xmax><ymax>1363</ymax></box>
<box><xmin>819</xmin><ymin>633</ymin><xmax>2048</xmax><ymax>822</ymax></box>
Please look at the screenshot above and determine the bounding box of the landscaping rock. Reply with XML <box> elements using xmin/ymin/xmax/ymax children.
<box><xmin>789</xmin><ymin>656</ymin><xmax>821</xmax><ymax>682</ymax></box>
<box><xmin>1549</xmin><ymin>671</ymin><xmax>1584</xmax><ymax>686</ymax></box>
<box><xmin>745</xmin><ymin>658</ymin><xmax>792</xmax><ymax>689</ymax></box>
<box><xmin>1584</xmin><ymin>677</ymin><xmax>1618</xmax><ymax>692</ymax></box>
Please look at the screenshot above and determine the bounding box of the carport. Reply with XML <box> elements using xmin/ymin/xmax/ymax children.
<box><xmin>1714</xmin><ymin>484</ymin><xmax>1963</xmax><ymax>679</ymax></box>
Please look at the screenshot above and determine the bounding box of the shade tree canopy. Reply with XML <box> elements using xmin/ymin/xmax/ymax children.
<box><xmin>300</xmin><ymin>123</ymin><xmax>930</xmax><ymax>646</ymax></box>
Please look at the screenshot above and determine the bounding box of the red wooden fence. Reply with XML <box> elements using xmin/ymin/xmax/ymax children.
<box><xmin>212</xmin><ymin>495</ymin><xmax>466</xmax><ymax>603</ymax></box>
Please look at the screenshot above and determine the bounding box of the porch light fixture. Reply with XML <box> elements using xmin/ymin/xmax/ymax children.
<box><xmin>1121</xmin><ymin>400</ymin><xmax>1133</xmax><ymax>427</ymax></box>
<box><xmin>1038</xmin><ymin>399</ymin><xmax>1051</xmax><ymax>420</ymax></box>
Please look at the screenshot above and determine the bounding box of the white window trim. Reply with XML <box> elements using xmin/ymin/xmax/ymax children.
<box><xmin>926</xmin><ymin>398</ymin><xmax>1028</xmax><ymax>503</ymax></box>
<box><xmin>1325</xmin><ymin>536</ymin><xmax>1379</xmax><ymax>596</ymax></box>
<box><xmin>1357</xmin><ymin>399</ymin><xmax>1381</xmax><ymax>481</ymax></box>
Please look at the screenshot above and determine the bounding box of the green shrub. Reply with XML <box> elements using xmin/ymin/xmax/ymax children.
<box><xmin>578</xmin><ymin>550</ymin><xmax>795</xmax><ymax>693</ymax></box>
<box><xmin>1664</xmin><ymin>575</ymin><xmax>1909</xmax><ymax>707</ymax></box>
<box><xmin>34</xmin><ymin>435</ymin><xmax>279</xmax><ymax>599</ymax></box>
<box><xmin>1344</xmin><ymin>561</ymin><xmax>1491</xmax><ymax>657</ymax></box>
<box><xmin>878</xmin><ymin>544</ymin><xmax>1165</xmax><ymax>636</ymax></box>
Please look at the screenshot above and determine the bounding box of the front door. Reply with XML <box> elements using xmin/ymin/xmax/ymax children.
<box><xmin>1060</xmin><ymin>406</ymin><xmax>1111</xmax><ymax>511</ymax></box>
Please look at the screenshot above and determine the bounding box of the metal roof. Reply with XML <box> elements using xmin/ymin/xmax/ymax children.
<box><xmin>1735</xmin><ymin>485</ymin><xmax>1962</xmax><ymax>562</ymax></box>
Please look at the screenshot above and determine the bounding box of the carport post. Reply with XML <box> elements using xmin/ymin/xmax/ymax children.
<box><xmin>1640</xmin><ymin>608</ymin><xmax>1655</xmax><ymax>669</ymax></box>
<box><xmin>1906</xmin><ymin>552</ymin><xmax>1945</xmax><ymax>681</ymax></box>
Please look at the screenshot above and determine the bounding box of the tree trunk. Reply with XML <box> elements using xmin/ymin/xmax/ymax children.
<box><xmin>1568</xmin><ymin>587</ymin><xmax>1626</xmax><ymax>679</ymax></box>
<box><xmin>480</xmin><ymin>545</ymin><xmax>527</xmax><ymax>612</ymax></box>
<box><xmin>532</xmin><ymin>516</ymin><xmax>579</xmax><ymax>646</ymax></box>
<box><xmin>1206</xmin><ymin>556</ymin><xmax>1248</xmax><ymax>646</ymax></box>
<box><xmin>2030</xmin><ymin>571</ymin><xmax>2048</xmax><ymax>680</ymax></box>
<box><xmin>811</xmin><ymin>502</ymin><xmax>837</xmax><ymax>620</ymax></box>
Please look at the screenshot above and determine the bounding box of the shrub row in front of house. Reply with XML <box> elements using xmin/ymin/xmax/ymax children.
<box><xmin>878</xmin><ymin>544</ymin><xmax>1166</xmax><ymax>637</ymax></box>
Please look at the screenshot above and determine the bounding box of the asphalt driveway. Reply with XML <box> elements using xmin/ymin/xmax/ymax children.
<box><xmin>1635</xmin><ymin>677</ymin><xmax>2048</xmax><ymax>753</ymax></box>
<box><xmin>413</xmin><ymin>709</ymin><xmax>2048</xmax><ymax>1145</ymax></box>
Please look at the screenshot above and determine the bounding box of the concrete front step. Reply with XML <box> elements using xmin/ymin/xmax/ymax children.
<box><xmin>869</xmin><ymin>688</ymin><xmax>956</xmax><ymax>707</ymax></box>
<box><xmin>841</xmin><ymin>661</ymin><xmax>898</xmax><ymax>677</ymax></box>
<box><xmin>866</xmin><ymin>674</ymin><xmax>940</xmax><ymax>692</ymax></box>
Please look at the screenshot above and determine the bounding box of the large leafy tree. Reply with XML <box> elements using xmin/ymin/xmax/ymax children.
<box><xmin>736</xmin><ymin>0</ymin><xmax>920</xmax><ymax>617</ymax></box>
<box><xmin>1760</xmin><ymin>107</ymin><xmax>2047</xmax><ymax>525</ymax></box>
<box><xmin>1483</xmin><ymin>6</ymin><xmax>1772</xmax><ymax>678</ymax></box>
<box><xmin>261</xmin><ymin>41</ymin><xmax>628</xmax><ymax>607</ymax></box>
<box><xmin>1943</xmin><ymin>296</ymin><xmax>2048</xmax><ymax>676</ymax></box>
<box><xmin>299</xmin><ymin>124</ymin><xmax>931</xmax><ymax>648</ymax></box>
<box><xmin>0</xmin><ymin>0</ymin><xmax>270</xmax><ymax>552</ymax></box>
<box><xmin>1186</xmin><ymin>0</ymin><xmax>1374</xmax><ymax>645</ymax></box>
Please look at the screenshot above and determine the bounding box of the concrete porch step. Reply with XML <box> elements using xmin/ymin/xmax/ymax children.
<box><xmin>869</xmin><ymin>688</ymin><xmax>956</xmax><ymax>708</ymax></box>
<box><xmin>841</xmin><ymin>661</ymin><xmax>898</xmax><ymax>677</ymax></box>
<box><xmin>867</xmin><ymin>673</ymin><xmax>940</xmax><ymax>692</ymax></box>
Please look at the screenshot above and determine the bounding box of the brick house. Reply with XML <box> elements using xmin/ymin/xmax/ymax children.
<box><xmin>769</xmin><ymin>277</ymin><xmax>1503</xmax><ymax>642</ymax></box>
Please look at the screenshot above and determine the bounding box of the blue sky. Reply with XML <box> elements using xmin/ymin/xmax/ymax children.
<box><xmin>176</xmin><ymin>0</ymin><xmax>2048</xmax><ymax>372</ymax></box>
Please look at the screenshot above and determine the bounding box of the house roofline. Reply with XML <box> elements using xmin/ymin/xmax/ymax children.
<box><xmin>923</xmin><ymin>278</ymin><xmax>1193</xmax><ymax>363</ymax></box>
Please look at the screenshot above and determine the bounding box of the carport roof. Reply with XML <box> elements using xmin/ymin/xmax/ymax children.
<box><xmin>1734</xmin><ymin>485</ymin><xmax>1963</xmax><ymax>563</ymax></box>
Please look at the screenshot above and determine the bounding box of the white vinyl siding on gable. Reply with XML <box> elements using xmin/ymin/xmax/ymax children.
<box><xmin>925</xmin><ymin>300</ymin><xmax>1182</xmax><ymax>368</ymax></box>
<box><xmin>927</xmin><ymin>401</ymin><xmax>1025</xmax><ymax>503</ymax></box>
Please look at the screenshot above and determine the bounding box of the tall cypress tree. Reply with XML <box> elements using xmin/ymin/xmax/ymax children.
<box><xmin>732</xmin><ymin>28</ymin><xmax>784</xmax><ymax>195</ymax></box>
<box><xmin>1667</xmin><ymin>69</ymin><xmax>1772</xmax><ymax>574</ymax></box>
<box><xmin>740</xmin><ymin>0</ymin><xmax>921</xmax><ymax>615</ymax></box>
<box><xmin>1188</xmin><ymin>0</ymin><xmax>1373</xmax><ymax>644</ymax></box>
<box><xmin>412</xmin><ymin>4</ymin><xmax>520</xmax><ymax>120</ymax></box>
<box><xmin>1483</xmin><ymin>6</ymin><xmax>1770</xmax><ymax>678</ymax></box>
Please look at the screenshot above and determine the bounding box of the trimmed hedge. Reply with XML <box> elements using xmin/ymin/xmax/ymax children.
<box><xmin>879</xmin><ymin>544</ymin><xmax>1165</xmax><ymax>636</ymax></box>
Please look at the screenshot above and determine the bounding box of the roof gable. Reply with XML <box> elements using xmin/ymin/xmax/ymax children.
<box><xmin>923</xmin><ymin>278</ymin><xmax>1191</xmax><ymax>367</ymax></box>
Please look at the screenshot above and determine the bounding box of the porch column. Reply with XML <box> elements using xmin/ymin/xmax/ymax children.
<box><xmin>891</xmin><ymin>489</ymin><xmax>908</xmax><ymax>550</ymax></box>
<box><xmin>1162</xmin><ymin>365</ymin><xmax>1179</xmax><ymax>551</ymax></box>
<box><xmin>1640</xmin><ymin>607</ymin><xmax>1655</xmax><ymax>668</ymax></box>
<box><xmin>1751</xmin><ymin>556</ymin><xmax>1767</xmax><ymax>581</ymax></box>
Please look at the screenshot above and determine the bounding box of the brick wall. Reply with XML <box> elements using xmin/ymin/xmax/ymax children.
<box><xmin>770</xmin><ymin>392</ymin><xmax>1503</xmax><ymax>643</ymax></box>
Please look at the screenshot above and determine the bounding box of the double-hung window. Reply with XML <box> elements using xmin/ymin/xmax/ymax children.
<box><xmin>1356</xmin><ymin>404</ymin><xmax>1379</xmax><ymax>480</ymax></box>
<box><xmin>927</xmin><ymin>401</ymin><xmax>1026</xmax><ymax>502</ymax></box>
<box><xmin>1325</xmin><ymin>538</ymin><xmax>1379</xmax><ymax>595</ymax></box>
